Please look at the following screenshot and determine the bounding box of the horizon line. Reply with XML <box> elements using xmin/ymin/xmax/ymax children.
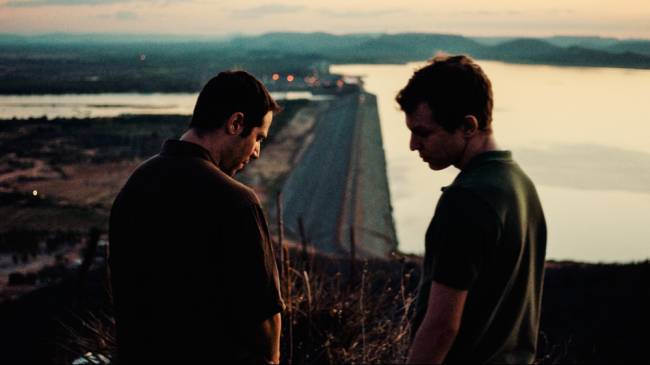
<box><xmin>1</xmin><ymin>31</ymin><xmax>649</xmax><ymax>42</ymax></box>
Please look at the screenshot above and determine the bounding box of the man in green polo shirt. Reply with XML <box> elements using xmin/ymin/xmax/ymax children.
<box><xmin>396</xmin><ymin>55</ymin><xmax>547</xmax><ymax>364</ymax></box>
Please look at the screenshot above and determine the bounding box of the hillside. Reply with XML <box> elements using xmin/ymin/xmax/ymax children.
<box><xmin>2</xmin><ymin>32</ymin><xmax>650</xmax><ymax>94</ymax></box>
<box><xmin>0</xmin><ymin>249</ymin><xmax>647</xmax><ymax>364</ymax></box>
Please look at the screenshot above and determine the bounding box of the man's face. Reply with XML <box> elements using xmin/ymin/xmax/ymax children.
<box><xmin>223</xmin><ymin>111</ymin><xmax>273</xmax><ymax>176</ymax></box>
<box><xmin>406</xmin><ymin>103</ymin><xmax>466</xmax><ymax>171</ymax></box>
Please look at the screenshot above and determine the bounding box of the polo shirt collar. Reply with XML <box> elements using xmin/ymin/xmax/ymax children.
<box><xmin>462</xmin><ymin>150</ymin><xmax>512</xmax><ymax>172</ymax></box>
<box><xmin>441</xmin><ymin>150</ymin><xmax>513</xmax><ymax>192</ymax></box>
<box><xmin>160</xmin><ymin>139</ymin><xmax>220</xmax><ymax>167</ymax></box>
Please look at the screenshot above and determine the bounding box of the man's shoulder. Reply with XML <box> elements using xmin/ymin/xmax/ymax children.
<box><xmin>178</xmin><ymin>157</ymin><xmax>261</xmax><ymax>207</ymax></box>
<box><xmin>443</xmin><ymin>163</ymin><xmax>520</xmax><ymax>220</ymax></box>
<box><xmin>212</xmin><ymin>173</ymin><xmax>261</xmax><ymax>207</ymax></box>
<box><xmin>448</xmin><ymin>157</ymin><xmax>543</xmax><ymax>225</ymax></box>
<box><xmin>437</xmin><ymin>185</ymin><xmax>501</xmax><ymax>225</ymax></box>
<box><xmin>454</xmin><ymin>157</ymin><xmax>535</xmax><ymax>196</ymax></box>
<box><xmin>117</xmin><ymin>153</ymin><xmax>260</xmax><ymax>207</ymax></box>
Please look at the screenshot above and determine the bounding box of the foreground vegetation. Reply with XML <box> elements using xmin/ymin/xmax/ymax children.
<box><xmin>1</xmin><ymin>240</ymin><xmax>648</xmax><ymax>364</ymax></box>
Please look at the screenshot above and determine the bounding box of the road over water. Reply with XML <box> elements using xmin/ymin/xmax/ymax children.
<box><xmin>281</xmin><ymin>91</ymin><xmax>397</xmax><ymax>258</ymax></box>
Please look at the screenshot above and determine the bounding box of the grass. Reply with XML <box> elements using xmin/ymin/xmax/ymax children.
<box><xmin>57</xmin><ymin>244</ymin><xmax>420</xmax><ymax>364</ymax></box>
<box><xmin>6</xmin><ymin>232</ymin><xmax>649</xmax><ymax>364</ymax></box>
<box><xmin>54</xmin><ymin>246</ymin><xmax>650</xmax><ymax>365</ymax></box>
<box><xmin>274</xmin><ymin>249</ymin><xmax>418</xmax><ymax>364</ymax></box>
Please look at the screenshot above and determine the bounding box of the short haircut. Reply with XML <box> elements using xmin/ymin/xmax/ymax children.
<box><xmin>396</xmin><ymin>54</ymin><xmax>493</xmax><ymax>132</ymax></box>
<box><xmin>190</xmin><ymin>70</ymin><xmax>281</xmax><ymax>137</ymax></box>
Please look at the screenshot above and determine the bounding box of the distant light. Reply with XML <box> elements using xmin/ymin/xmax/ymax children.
<box><xmin>272</xmin><ymin>73</ymin><xmax>280</xmax><ymax>81</ymax></box>
<box><xmin>336</xmin><ymin>79</ymin><xmax>345</xmax><ymax>88</ymax></box>
<box><xmin>32</xmin><ymin>190</ymin><xmax>38</xmax><ymax>197</ymax></box>
<box><xmin>287</xmin><ymin>75</ymin><xmax>295</xmax><ymax>82</ymax></box>
<box><xmin>139</xmin><ymin>54</ymin><xmax>146</xmax><ymax>61</ymax></box>
<box><xmin>304</xmin><ymin>76</ymin><xmax>318</xmax><ymax>86</ymax></box>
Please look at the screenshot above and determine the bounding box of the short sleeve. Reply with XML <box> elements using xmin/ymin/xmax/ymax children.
<box><xmin>223</xmin><ymin>201</ymin><xmax>285</xmax><ymax>324</ymax></box>
<box><xmin>426</xmin><ymin>187</ymin><xmax>500</xmax><ymax>290</ymax></box>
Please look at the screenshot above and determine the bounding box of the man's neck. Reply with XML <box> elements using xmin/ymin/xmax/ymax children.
<box><xmin>180</xmin><ymin>129</ymin><xmax>222</xmax><ymax>166</ymax></box>
<box><xmin>455</xmin><ymin>133</ymin><xmax>499</xmax><ymax>170</ymax></box>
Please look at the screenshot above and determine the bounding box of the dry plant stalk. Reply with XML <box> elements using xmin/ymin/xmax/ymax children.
<box><xmin>60</xmin><ymin>196</ymin><xmax>418</xmax><ymax>364</ymax></box>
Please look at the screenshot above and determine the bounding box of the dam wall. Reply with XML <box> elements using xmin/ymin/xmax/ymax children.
<box><xmin>280</xmin><ymin>91</ymin><xmax>398</xmax><ymax>258</ymax></box>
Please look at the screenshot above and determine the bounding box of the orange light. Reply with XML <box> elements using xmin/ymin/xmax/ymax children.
<box><xmin>272</xmin><ymin>73</ymin><xmax>280</xmax><ymax>81</ymax></box>
<box><xmin>287</xmin><ymin>75</ymin><xmax>295</xmax><ymax>82</ymax></box>
<box><xmin>336</xmin><ymin>79</ymin><xmax>345</xmax><ymax>88</ymax></box>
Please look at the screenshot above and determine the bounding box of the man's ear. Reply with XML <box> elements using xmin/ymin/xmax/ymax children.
<box><xmin>462</xmin><ymin>115</ymin><xmax>479</xmax><ymax>137</ymax></box>
<box><xmin>225</xmin><ymin>112</ymin><xmax>245</xmax><ymax>136</ymax></box>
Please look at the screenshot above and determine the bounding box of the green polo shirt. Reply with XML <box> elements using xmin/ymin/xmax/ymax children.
<box><xmin>412</xmin><ymin>150</ymin><xmax>547</xmax><ymax>364</ymax></box>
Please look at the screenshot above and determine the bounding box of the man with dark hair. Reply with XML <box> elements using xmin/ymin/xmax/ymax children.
<box><xmin>397</xmin><ymin>55</ymin><xmax>547</xmax><ymax>364</ymax></box>
<box><xmin>109</xmin><ymin>70</ymin><xmax>284</xmax><ymax>364</ymax></box>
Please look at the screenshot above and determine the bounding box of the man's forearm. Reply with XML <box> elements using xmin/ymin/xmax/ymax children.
<box><xmin>407</xmin><ymin>281</ymin><xmax>467</xmax><ymax>363</ymax></box>
<box><xmin>260</xmin><ymin>312</ymin><xmax>282</xmax><ymax>364</ymax></box>
<box><xmin>407</xmin><ymin>321</ymin><xmax>458</xmax><ymax>364</ymax></box>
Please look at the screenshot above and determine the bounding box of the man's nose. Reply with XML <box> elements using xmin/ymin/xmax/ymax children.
<box><xmin>409</xmin><ymin>134</ymin><xmax>419</xmax><ymax>151</ymax></box>
<box><xmin>252</xmin><ymin>143</ymin><xmax>260</xmax><ymax>159</ymax></box>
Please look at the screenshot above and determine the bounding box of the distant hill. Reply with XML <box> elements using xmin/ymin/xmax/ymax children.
<box><xmin>473</xmin><ymin>38</ymin><xmax>650</xmax><ymax>68</ymax></box>
<box><xmin>220</xmin><ymin>32</ymin><xmax>650</xmax><ymax>68</ymax></box>
<box><xmin>542</xmin><ymin>36</ymin><xmax>622</xmax><ymax>49</ymax></box>
<box><xmin>605</xmin><ymin>41</ymin><xmax>650</xmax><ymax>56</ymax></box>
<box><xmin>2</xmin><ymin>32</ymin><xmax>650</xmax><ymax>94</ymax></box>
<box><xmin>3</xmin><ymin>32</ymin><xmax>650</xmax><ymax>66</ymax></box>
<box><xmin>535</xmin><ymin>36</ymin><xmax>650</xmax><ymax>56</ymax></box>
<box><xmin>342</xmin><ymin>33</ymin><xmax>486</xmax><ymax>63</ymax></box>
<box><xmin>0</xmin><ymin>33</ymin><xmax>231</xmax><ymax>44</ymax></box>
<box><xmin>228</xmin><ymin>32</ymin><xmax>376</xmax><ymax>54</ymax></box>
<box><xmin>481</xmin><ymin>38</ymin><xmax>563</xmax><ymax>58</ymax></box>
<box><xmin>223</xmin><ymin>32</ymin><xmax>650</xmax><ymax>68</ymax></box>
<box><xmin>471</xmin><ymin>36</ymin><xmax>516</xmax><ymax>46</ymax></box>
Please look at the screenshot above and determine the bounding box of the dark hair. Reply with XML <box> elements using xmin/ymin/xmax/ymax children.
<box><xmin>396</xmin><ymin>54</ymin><xmax>493</xmax><ymax>132</ymax></box>
<box><xmin>190</xmin><ymin>70</ymin><xmax>281</xmax><ymax>137</ymax></box>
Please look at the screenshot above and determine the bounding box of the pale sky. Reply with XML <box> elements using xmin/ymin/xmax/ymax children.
<box><xmin>0</xmin><ymin>0</ymin><xmax>649</xmax><ymax>39</ymax></box>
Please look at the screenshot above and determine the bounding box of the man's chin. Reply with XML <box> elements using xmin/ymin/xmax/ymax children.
<box><xmin>428</xmin><ymin>161</ymin><xmax>450</xmax><ymax>171</ymax></box>
<box><xmin>230</xmin><ymin>164</ymin><xmax>246</xmax><ymax>176</ymax></box>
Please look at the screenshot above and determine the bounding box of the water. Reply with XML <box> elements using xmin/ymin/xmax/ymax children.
<box><xmin>331</xmin><ymin>61</ymin><xmax>650</xmax><ymax>263</ymax></box>
<box><xmin>0</xmin><ymin>91</ymin><xmax>329</xmax><ymax>119</ymax></box>
<box><xmin>2</xmin><ymin>63</ymin><xmax>649</xmax><ymax>262</ymax></box>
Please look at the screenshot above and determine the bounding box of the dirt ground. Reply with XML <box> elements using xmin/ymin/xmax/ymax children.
<box><xmin>1</xmin><ymin>101</ymin><xmax>321</xmax><ymax>232</ymax></box>
<box><xmin>12</xmin><ymin>160</ymin><xmax>142</xmax><ymax>209</ymax></box>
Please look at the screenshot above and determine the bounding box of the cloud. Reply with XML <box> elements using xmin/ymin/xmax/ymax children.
<box><xmin>319</xmin><ymin>8</ymin><xmax>405</xmax><ymax>18</ymax></box>
<box><xmin>115</xmin><ymin>10</ymin><xmax>137</xmax><ymax>20</ymax></box>
<box><xmin>5</xmin><ymin>0</ymin><xmax>189</xmax><ymax>7</ymax></box>
<box><xmin>7</xmin><ymin>0</ymin><xmax>124</xmax><ymax>6</ymax></box>
<box><xmin>451</xmin><ymin>10</ymin><xmax>523</xmax><ymax>17</ymax></box>
<box><xmin>230</xmin><ymin>5</ymin><xmax>404</xmax><ymax>20</ymax></box>
<box><xmin>449</xmin><ymin>8</ymin><xmax>577</xmax><ymax>18</ymax></box>
<box><xmin>231</xmin><ymin>4</ymin><xmax>305</xmax><ymax>19</ymax></box>
<box><xmin>96</xmin><ymin>10</ymin><xmax>138</xmax><ymax>20</ymax></box>
<box><xmin>545</xmin><ymin>8</ymin><xmax>576</xmax><ymax>15</ymax></box>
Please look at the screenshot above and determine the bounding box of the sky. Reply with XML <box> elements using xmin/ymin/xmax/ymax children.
<box><xmin>0</xmin><ymin>0</ymin><xmax>649</xmax><ymax>39</ymax></box>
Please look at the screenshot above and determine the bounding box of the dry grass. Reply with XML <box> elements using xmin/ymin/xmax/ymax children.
<box><xmin>57</xmin><ymin>310</ymin><xmax>117</xmax><ymax>364</ymax></box>
<box><xmin>58</xmin><ymin>246</ymin><xmax>419</xmax><ymax>365</ymax></box>
<box><xmin>275</xmin><ymin>250</ymin><xmax>417</xmax><ymax>364</ymax></box>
